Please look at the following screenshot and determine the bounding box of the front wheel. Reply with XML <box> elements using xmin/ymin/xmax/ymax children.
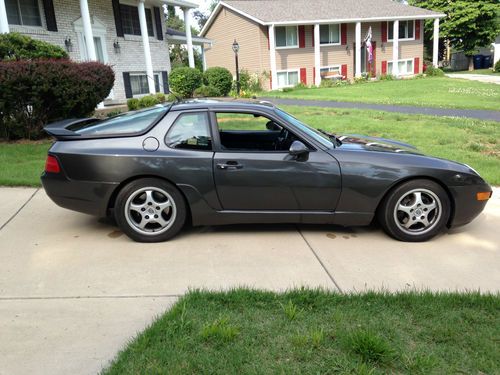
<box><xmin>377</xmin><ymin>179</ymin><xmax>450</xmax><ymax>242</ymax></box>
<box><xmin>114</xmin><ymin>178</ymin><xmax>186</xmax><ymax>242</ymax></box>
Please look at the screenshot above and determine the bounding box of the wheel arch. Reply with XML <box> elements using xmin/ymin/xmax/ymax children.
<box><xmin>107</xmin><ymin>175</ymin><xmax>193</xmax><ymax>224</ymax></box>
<box><xmin>374</xmin><ymin>175</ymin><xmax>455</xmax><ymax>227</ymax></box>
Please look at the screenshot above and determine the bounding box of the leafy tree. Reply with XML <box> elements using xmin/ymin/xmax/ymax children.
<box><xmin>193</xmin><ymin>0</ymin><xmax>220</xmax><ymax>30</ymax></box>
<box><xmin>409</xmin><ymin>0</ymin><xmax>500</xmax><ymax>70</ymax></box>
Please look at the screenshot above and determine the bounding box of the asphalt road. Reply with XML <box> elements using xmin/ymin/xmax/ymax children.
<box><xmin>1</xmin><ymin>187</ymin><xmax>499</xmax><ymax>375</ymax></box>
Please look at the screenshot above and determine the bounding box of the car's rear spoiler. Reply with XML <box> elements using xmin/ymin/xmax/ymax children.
<box><xmin>44</xmin><ymin>118</ymin><xmax>97</xmax><ymax>140</ymax></box>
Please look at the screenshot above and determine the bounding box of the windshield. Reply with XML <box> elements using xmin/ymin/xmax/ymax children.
<box><xmin>274</xmin><ymin>108</ymin><xmax>334</xmax><ymax>148</ymax></box>
<box><xmin>68</xmin><ymin>105</ymin><xmax>169</xmax><ymax>136</ymax></box>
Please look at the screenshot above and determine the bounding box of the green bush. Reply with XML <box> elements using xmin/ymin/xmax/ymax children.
<box><xmin>494</xmin><ymin>60</ymin><xmax>500</xmax><ymax>73</ymax></box>
<box><xmin>294</xmin><ymin>82</ymin><xmax>308</xmax><ymax>89</ymax></box>
<box><xmin>194</xmin><ymin>85</ymin><xmax>221</xmax><ymax>97</ymax></box>
<box><xmin>139</xmin><ymin>95</ymin><xmax>160</xmax><ymax>109</ymax></box>
<box><xmin>127</xmin><ymin>98</ymin><xmax>140</xmax><ymax>111</ymax></box>
<box><xmin>169</xmin><ymin>67</ymin><xmax>203</xmax><ymax>98</ymax></box>
<box><xmin>203</xmin><ymin>67</ymin><xmax>233</xmax><ymax>96</ymax></box>
<box><xmin>0</xmin><ymin>59</ymin><xmax>114</xmax><ymax>140</ymax></box>
<box><xmin>238</xmin><ymin>69</ymin><xmax>263</xmax><ymax>92</ymax></box>
<box><xmin>379</xmin><ymin>74</ymin><xmax>395</xmax><ymax>81</ymax></box>
<box><xmin>281</xmin><ymin>87</ymin><xmax>293</xmax><ymax>92</ymax></box>
<box><xmin>155</xmin><ymin>93</ymin><xmax>166</xmax><ymax>103</ymax></box>
<box><xmin>0</xmin><ymin>32</ymin><xmax>68</xmax><ymax>60</ymax></box>
<box><xmin>425</xmin><ymin>65</ymin><xmax>444</xmax><ymax>77</ymax></box>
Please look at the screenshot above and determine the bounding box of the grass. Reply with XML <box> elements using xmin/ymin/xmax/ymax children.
<box><xmin>1</xmin><ymin>106</ymin><xmax>499</xmax><ymax>186</ymax></box>
<box><xmin>0</xmin><ymin>141</ymin><xmax>51</xmax><ymax>186</ymax></box>
<box><xmin>102</xmin><ymin>288</ymin><xmax>500</xmax><ymax>375</ymax></box>
<box><xmin>448</xmin><ymin>68</ymin><xmax>500</xmax><ymax>76</ymax></box>
<box><xmin>264</xmin><ymin>77</ymin><xmax>500</xmax><ymax>111</ymax></box>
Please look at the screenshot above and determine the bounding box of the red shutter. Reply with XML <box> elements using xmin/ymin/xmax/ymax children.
<box><xmin>313</xmin><ymin>67</ymin><xmax>316</xmax><ymax>84</ymax></box>
<box><xmin>269</xmin><ymin>71</ymin><xmax>272</xmax><ymax>89</ymax></box>
<box><xmin>341</xmin><ymin>24</ymin><xmax>347</xmax><ymax>45</ymax></box>
<box><xmin>341</xmin><ymin>64</ymin><xmax>347</xmax><ymax>80</ymax></box>
<box><xmin>382</xmin><ymin>61</ymin><xmax>387</xmax><ymax>74</ymax></box>
<box><xmin>414</xmin><ymin>57</ymin><xmax>420</xmax><ymax>74</ymax></box>
<box><xmin>415</xmin><ymin>20</ymin><xmax>421</xmax><ymax>40</ymax></box>
<box><xmin>381</xmin><ymin>21</ymin><xmax>387</xmax><ymax>43</ymax></box>
<box><xmin>370</xmin><ymin>42</ymin><xmax>377</xmax><ymax>77</ymax></box>
<box><xmin>298</xmin><ymin>26</ymin><xmax>306</xmax><ymax>48</ymax></box>
<box><xmin>300</xmin><ymin>68</ymin><xmax>307</xmax><ymax>84</ymax></box>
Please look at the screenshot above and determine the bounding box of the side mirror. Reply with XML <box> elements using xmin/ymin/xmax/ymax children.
<box><xmin>289</xmin><ymin>141</ymin><xmax>309</xmax><ymax>157</ymax></box>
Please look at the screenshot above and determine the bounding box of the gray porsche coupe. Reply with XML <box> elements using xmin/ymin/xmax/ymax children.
<box><xmin>41</xmin><ymin>100</ymin><xmax>492</xmax><ymax>242</ymax></box>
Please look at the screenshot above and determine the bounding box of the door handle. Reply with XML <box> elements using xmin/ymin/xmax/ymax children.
<box><xmin>217</xmin><ymin>161</ymin><xmax>243</xmax><ymax>170</ymax></box>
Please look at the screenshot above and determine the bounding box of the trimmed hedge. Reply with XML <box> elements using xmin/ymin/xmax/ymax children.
<box><xmin>203</xmin><ymin>67</ymin><xmax>232</xmax><ymax>96</ymax></box>
<box><xmin>0</xmin><ymin>59</ymin><xmax>114</xmax><ymax>140</ymax></box>
<box><xmin>0</xmin><ymin>32</ymin><xmax>68</xmax><ymax>61</ymax></box>
<box><xmin>169</xmin><ymin>67</ymin><xmax>202</xmax><ymax>98</ymax></box>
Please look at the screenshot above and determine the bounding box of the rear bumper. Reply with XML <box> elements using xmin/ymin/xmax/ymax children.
<box><xmin>448</xmin><ymin>183</ymin><xmax>492</xmax><ymax>228</ymax></box>
<box><xmin>41</xmin><ymin>172</ymin><xmax>118</xmax><ymax>217</ymax></box>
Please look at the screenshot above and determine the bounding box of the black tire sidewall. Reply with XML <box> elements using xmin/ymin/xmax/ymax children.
<box><xmin>114</xmin><ymin>178</ymin><xmax>186</xmax><ymax>242</ymax></box>
<box><xmin>378</xmin><ymin>179</ymin><xmax>450</xmax><ymax>242</ymax></box>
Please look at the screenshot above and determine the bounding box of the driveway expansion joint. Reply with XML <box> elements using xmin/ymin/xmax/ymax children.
<box><xmin>296</xmin><ymin>225</ymin><xmax>343</xmax><ymax>293</ymax></box>
<box><xmin>0</xmin><ymin>294</ymin><xmax>182</xmax><ymax>301</ymax></box>
<box><xmin>0</xmin><ymin>188</ymin><xmax>40</xmax><ymax>231</ymax></box>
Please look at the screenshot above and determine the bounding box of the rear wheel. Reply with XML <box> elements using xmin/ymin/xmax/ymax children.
<box><xmin>114</xmin><ymin>178</ymin><xmax>186</xmax><ymax>242</ymax></box>
<box><xmin>377</xmin><ymin>179</ymin><xmax>450</xmax><ymax>242</ymax></box>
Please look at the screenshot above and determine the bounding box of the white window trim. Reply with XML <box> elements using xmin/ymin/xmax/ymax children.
<box><xmin>119</xmin><ymin>0</ymin><xmax>157</xmax><ymax>39</ymax></box>
<box><xmin>275</xmin><ymin>25</ymin><xmax>299</xmax><ymax>49</ymax></box>
<box><xmin>319</xmin><ymin>24</ymin><xmax>341</xmax><ymax>46</ymax></box>
<box><xmin>276</xmin><ymin>69</ymin><xmax>300</xmax><ymax>88</ymax></box>
<box><xmin>130</xmin><ymin>72</ymin><xmax>162</xmax><ymax>97</ymax></box>
<box><xmin>388</xmin><ymin>58</ymin><xmax>415</xmax><ymax>76</ymax></box>
<box><xmin>388</xmin><ymin>20</ymin><xmax>415</xmax><ymax>42</ymax></box>
<box><xmin>7</xmin><ymin>0</ymin><xmax>45</xmax><ymax>29</ymax></box>
<box><xmin>320</xmin><ymin>65</ymin><xmax>341</xmax><ymax>73</ymax></box>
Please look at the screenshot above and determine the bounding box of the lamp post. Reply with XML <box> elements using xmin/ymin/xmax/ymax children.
<box><xmin>232</xmin><ymin>39</ymin><xmax>240</xmax><ymax>95</ymax></box>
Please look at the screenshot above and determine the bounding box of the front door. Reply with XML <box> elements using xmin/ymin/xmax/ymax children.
<box><xmin>354</xmin><ymin>41</ymin><xmax>377</xmax><ymax>76</ymax></box>
<box><xmin>211</xmin><ymin>111</ymin><xmax>341</xmax><ymax>211</ymax></box>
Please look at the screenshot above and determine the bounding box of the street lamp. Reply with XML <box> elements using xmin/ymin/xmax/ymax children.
<box><xmin>232</xmin><ymin>39</ymin><xmax>240</xmax><ymax>95</ymax></box>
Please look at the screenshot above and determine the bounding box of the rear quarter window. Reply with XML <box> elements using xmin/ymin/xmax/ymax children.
<box><xmin>68</xmin><ymin>106</ymin><xmax>168</xmax><ymax>136</ymax></box>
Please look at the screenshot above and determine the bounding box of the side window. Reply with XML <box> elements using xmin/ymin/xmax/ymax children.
<box><xmin>215</xmin><ymin>112</ymin><xmax>301</xmax><ymax>152</ymax></box>
<box><xmin>165</xmin><ymin>112</ymin><xmax>212</xmax><ymax>151</ymax></box>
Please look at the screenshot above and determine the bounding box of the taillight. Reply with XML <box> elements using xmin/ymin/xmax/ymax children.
<box><xmin>45</xmin><ymin>155</ymin><xmax>60</xmax><ymax>173</ymax></box>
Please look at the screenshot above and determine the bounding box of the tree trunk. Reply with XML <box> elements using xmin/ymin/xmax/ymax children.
<box><xmin>468</xmin><ymin>56</ymin><xmax>474</xmax><ymax>71</ymax></box>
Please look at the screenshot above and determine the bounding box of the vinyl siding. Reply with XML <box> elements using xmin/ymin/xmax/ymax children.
<box><xmin>205</xmin><ymin>7</ymin><xmax>270</xmax><ymax>87</ymax></box>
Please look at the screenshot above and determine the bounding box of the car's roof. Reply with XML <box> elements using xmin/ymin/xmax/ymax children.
<box><xmin>169</xmin><ymin>98</ymin><xmax>276</xmax><ymax>112</ymax></box>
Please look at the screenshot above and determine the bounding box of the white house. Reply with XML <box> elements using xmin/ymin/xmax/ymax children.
<box><xmin>0</xmin><ymin>0</ymin><xmax>200</xmax><ymax>104</ymax></box>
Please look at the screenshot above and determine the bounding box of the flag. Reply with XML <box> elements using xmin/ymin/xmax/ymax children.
<box><xmin>364</xmin><ymin>27</ymin><xmax>373</xmax><ymax>63</ymax></box>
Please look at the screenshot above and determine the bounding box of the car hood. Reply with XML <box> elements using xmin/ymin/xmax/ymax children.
<box><xmin>337</xmin><ymin>134</ymin><xmax>423</xmax><ymax>155</ymax></box>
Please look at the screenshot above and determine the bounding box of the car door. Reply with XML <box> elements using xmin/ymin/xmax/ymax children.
<box><xmin>211</xmin><ymin>110</ymin><xmax>341</xmax><ymax>211</ymax></box>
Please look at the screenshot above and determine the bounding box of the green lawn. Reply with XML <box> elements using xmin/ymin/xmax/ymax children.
<box><xmin>1</xmin><ymin>106</ymin><xmax>499</xmax><ymax>186</ymax></box>
<box><xmin>102</xmin><ymin>289</ymin><xmax>500</xmax><ymax>375</ymax></box>
<box><xmin>0</xmin><ymin>141</ymin><xmax>51</xmax><ymax>186</ymax></box>
<box><xmin>264</xmin><ymin>77</ymin><xmax>500</xmax><ymax>111</ymax></box>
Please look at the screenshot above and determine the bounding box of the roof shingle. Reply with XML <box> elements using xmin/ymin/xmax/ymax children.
<box><xmin>223</xmin><ymin>0</ymin><xmax>443</xmax><ymax>23</ymax></box>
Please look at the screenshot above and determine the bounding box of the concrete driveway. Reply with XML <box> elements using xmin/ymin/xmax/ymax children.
<box><xmin>446</xmin><ymin>73</ymin><xmax>500</xmax><ymax>85</ymax></box>
<box><xmin>1</xmin><ymin>187</ymin><xmax>499</xmax><ymax>375</ymax></box>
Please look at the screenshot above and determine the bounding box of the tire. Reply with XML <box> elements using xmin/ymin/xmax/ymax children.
<box><xmin>114</xmin><ymin>178</ymin><xmax>186</xmax><ymax>242</ymax></box>
<box><xmin>377</xmin><ymin>179</ymin><xmax>450</xmax><ymax>242</ymax></box>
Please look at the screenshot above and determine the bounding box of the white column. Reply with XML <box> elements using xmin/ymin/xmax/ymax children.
<box><xmin>269</xmin><ymin>25</ymin><xmax>278</xmax><ymax>90</ymax></box>
<box><xmin>201</xmin><ymin>45</ymin><xmax>207</xmax><ymax>71</ymax></box>
<box><xmin>0</xmin><ymin>0</ymin><xmax>10</xmax><ymax>34</ymax></box>
<box><xmin>314</xmin><ymin>24</ymin><xmax>321</xmax><ymax>86</ymax></box>
<box><xmin>355</xmin><ymin>22</ymin><xmax>362</xmax><ymax>77</ymax></box>
<box><xmin>392</xmin><ymin>20</ymin><xmax>399</xmax><ymax>76</ymax></box>
<box><xmin>138</xmin><ymin>0</ymin><xmax>155</xmax><ymax>94</ymax></box>
<box><xmin>183</xmin><ymin>7</ymin><xmax>195</xmax><ymax>68</ymax></box>
<box><xmin>80</xmin><ymin>0</ymin><xmax>96</xmax><ymax>60</ymax></box>
<box><xmin>433</xmin><ymin>18</ymin><xmax>439</xmax><ymax>68</ymax></box>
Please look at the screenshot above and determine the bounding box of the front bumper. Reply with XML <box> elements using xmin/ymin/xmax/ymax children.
<box><xmin>41</xmin><ymin>172</ymin><xmax>118</xmax><ymax>217</ymax></box>
<box><xmin>448</xmin><ymin>183</ymin><xmax>492</xmax><ymax>228</ymax></box>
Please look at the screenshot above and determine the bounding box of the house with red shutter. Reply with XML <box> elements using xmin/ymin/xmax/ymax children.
<box><xmin>200</xmin><ymin>0</ymin><xmax>444</xmax><ymax>90</ymax></box>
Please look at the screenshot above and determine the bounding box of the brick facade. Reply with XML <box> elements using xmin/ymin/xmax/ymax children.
<box><xmin>9</xmin><ymin>0</ymin><xmax>171</xmax><ymax>103</ymax></box>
